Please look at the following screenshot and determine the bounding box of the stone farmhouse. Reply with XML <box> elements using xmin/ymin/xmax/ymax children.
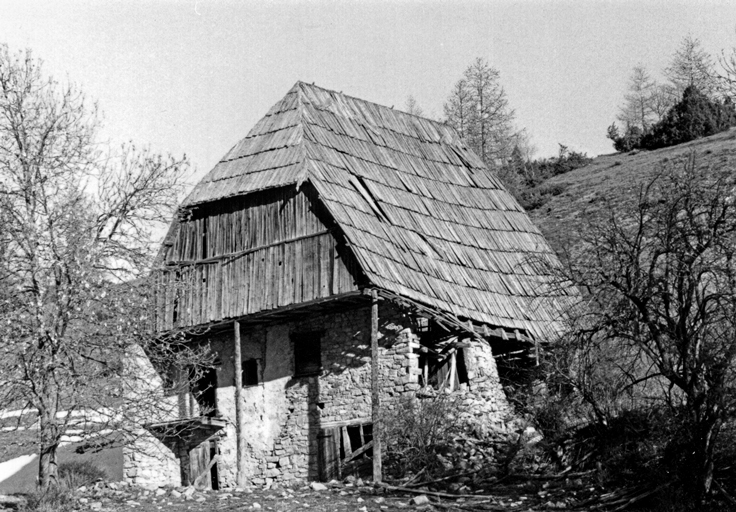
<box><xmin>126</xmin><ymin>82</ymin><xmax>572</xmax><ymax>489</ymax></box>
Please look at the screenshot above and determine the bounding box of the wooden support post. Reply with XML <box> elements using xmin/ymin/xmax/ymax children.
<box><xmin>233</xmin><ymin>320</ymin><xmax>247</xmax><ymax>487</ymax></box>
<box><xmin>370</xmin><ymin>289</ymin><xmax>382</xmax><ymax>483</ymax></box>
<box><xmin>449</xmin><ymin>352</ymin><xmax>457</xmax><ymax>392</ymax></box>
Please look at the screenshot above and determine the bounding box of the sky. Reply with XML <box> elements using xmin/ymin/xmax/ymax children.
<box><xmin>2</xmin><ymin>0</ymin><xmax>736</xmax><ymax>186</ymax></box>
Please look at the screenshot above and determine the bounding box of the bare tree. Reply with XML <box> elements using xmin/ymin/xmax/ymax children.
<box><xmin>559</xmin><ymin>154</ymin><xmax>736</xmax><ymax>504</ymax></box>
<box><xmin>0</xmin><ymin>45</ymin><xmax>209</xmax><ymax>490</ymax></box>
<box><xmin>444</xmin><ymin>58</ymin><xmax>516</xmax><ymax>167</ymax></box>
<box><xmin>404</xmin><ymin>95</ymin><xmax>424</xmax><ymax>117</ymax></box>
<box><xmin>617</xmin><ymin>66</ymin><xmax>665</xmax><ymax>131</ymax></box>
<box><xmin>665</xmin><ymin>35</ymin><xmax>718</xmax><ymax>100</ymax></box>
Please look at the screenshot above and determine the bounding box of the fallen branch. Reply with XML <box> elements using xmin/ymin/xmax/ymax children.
<box><xmin>431</xmin><ymin>500</ymin><xmax>507</xmax><ymax>512</ymax></box>
<box><xmin>406</xmin><ymin>468</ymin><xmax>486</xmax><ymax>488</ymax></box>
<box><xmin>714</xmin><ymin>480</ymin><xmax>736</xmax><ymax>508</ymax></box>
<box><xmin>403</xmin><ymin>467</ymin><xmax>426</xmax><ymax>486</ymax></box>
<box><xmin>608</xmin><ymin>485</ymin><xmax>665</xmax><ymax>512</ymax></box>
<box><xmin>507</xmin><ymin>469</ymin><xmax>595</xmax><ymax>481</ymax></box>
<box><xmin>378</xmin><ymin>482</ymin><xmax>498</xmax><ymax>501</ymax></box>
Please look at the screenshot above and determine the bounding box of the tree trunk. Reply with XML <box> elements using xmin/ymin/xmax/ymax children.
<box><xmin>692</xmin><ymin>417</ymin><xmax>721</xmax><ymax>504</ymax></box>
<box><xmin>38</xmin><ymin>408</ymin><xmax>60</xmax><ymax>490</ymax></box>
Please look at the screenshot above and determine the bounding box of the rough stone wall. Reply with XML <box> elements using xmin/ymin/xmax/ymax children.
<box><xmin>122</xmin><ymin>345</ymin><xmax>180</xmax><ymax>488</ymax></box>
<box><xmin>123</xmin><ymin>429</ymin><xmax>180</xmax><ymax>488</ymax></box>
<box><xmin>124</xmin><ymin>299</ymin><xmax>513</xmax><ymax>488</ymax></box>
<box><xmin>210</xmin><ymin>300</ymin><xmax>511</xmax><ymax>487</ymax></box>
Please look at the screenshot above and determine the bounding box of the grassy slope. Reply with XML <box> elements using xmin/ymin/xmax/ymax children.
<box><xmin>528</xmin><ymin>128</ymin><xmax>736</xmax><ymax>250</ymax></box>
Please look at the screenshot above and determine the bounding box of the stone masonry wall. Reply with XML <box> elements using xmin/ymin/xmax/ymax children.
<box><xmin>122</xmin><ymin>346</ymin><xmax>180</xmax><ymax>488</ymax></box>
<box><xmin>209</xmin><ymin>299</ymin><xmax>511</xmax><ymax>487</ymax></box>
<box><xmin>125</xmin><ymin>298</ymin><xmax>513</xmax><ymax>488</ymax></box>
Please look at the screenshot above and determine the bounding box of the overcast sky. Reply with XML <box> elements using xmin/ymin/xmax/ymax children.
<box><xmin>2</xmin><ymin>0</ymin><xmax>736</xmax><ymax>185</ymax></box>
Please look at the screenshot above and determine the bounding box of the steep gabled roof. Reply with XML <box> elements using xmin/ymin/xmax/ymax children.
<box><xmin>183</xmin><ymin>82</ymin><xmax>573</xmax><ymax>340</ymax></box>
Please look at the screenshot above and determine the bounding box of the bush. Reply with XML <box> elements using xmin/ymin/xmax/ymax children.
<box><xmin>607</xmin><ymin>124</ymin><xmax>643</xmax><ymax>153</ymax></box>
<box><xmin>608</xmin><ymin>86</ymin><xmax>736</xmax><ymax>153</ymax></box>
<box><xmin>520</xmin><ymin>183</ymin><xmax>567</xmax><ymax>211</ymax></box>
<box><xmin>22</xmin><ymin>488</ymin><xmax>76</xmax><ymax>512</ymax></box>
<box><xmin>641</xmin><ymin>86</ymin><xmax>735</xmax><ymax>149</ymax></box>
<box><xmin>58</xmin><ymin>461</ymin><xmax>106</xmax><ymax>490</ymax></box>
<box><xmin>21</xmin><ymin>461</ymin><xmax>106</xmax><ymax>512</ymax></box>
<box><xmin>382</xmin><ymin>393</ymin><xmax>466</xmax><ymax>479</ymax></box>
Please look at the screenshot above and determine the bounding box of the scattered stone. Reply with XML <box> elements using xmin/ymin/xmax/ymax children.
<box><xmin>252</xmin><ymin>503</ymin><xmax>262</xmax><ymax>509</ymax></box>
<box><xmin>125</xmin><ymin>500</ymin><xmax>141</xmax><ymax>507</ymax></box>
<box><xmin>218</xmin><ymin>493</ymin><xmax>233</xmax><ymax>500</ymax></box>
<box><xmin>89</xmin><ymin>502</ymin><xmax>103</xmax><ymax>510</ymax></box>
<box><xmin>356</xmin><ymin>478</ymin><xmax>365</xmax><ymax>486</ymax></box>
<box><xmin>357</xmin><ymin>497</ymin><xmax>364</xmax><ymax>502</ymax></box>
<box><xmin>410</xmin><ymin>495</ymin><xmax>430</xmax><ymax>506</ymax></box>
<box><xmin>182</xmin><ymin>487</ymin><xmax>195</xmax><ymax>498</ymax></box>
<box><xmin>78</xmin><ymin>485</ymin><xmax>88</xmax><ymax>493</ymax></box>
<box><xmin>170</xmin><ymin>490</ymin><xmax>182</xmax><ymax>498</ymax></box>
<box><xmin>155</xmin><ymin>488</ymin><xmax>167</xmax><ymax>496</ymax></box>
<box><xmin>108</xmin><ymin>482</ymin><xmax>118</xmax><ymax>490</ymax></box>
<box><xmin>79</xmin><ymin>497</ymin><xmax>89</xmax><ymax>504</ymax></box>
<box><xmin>359</xmin><ymin>507</ymin><xmax>368</xmax><ymax>512</ymax></box>
<box><xmin>195</xmin><ymin>496</ymin><xmax>206</xmax><ymax>503</ymax></box>
<box><xmin>310</xmin><ymin>482</ymin><xmax>328</xmax><ymax>491</ymax></box>
<box><xmin>375</xmin><ymin>497</ymin><xmax>385</xmax><ymax>503</ymax></box>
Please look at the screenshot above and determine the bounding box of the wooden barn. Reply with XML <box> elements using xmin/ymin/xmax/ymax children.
<box><xmin>126</xmin><ymin>82</ymin><xmax>573</xmax><ymax>489</ymax></box>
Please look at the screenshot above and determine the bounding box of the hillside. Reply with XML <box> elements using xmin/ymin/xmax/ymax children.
<box><xmin>528</xmin><ymin>128</ymin><xmax>736</xmax><ymax>251</ymax></box>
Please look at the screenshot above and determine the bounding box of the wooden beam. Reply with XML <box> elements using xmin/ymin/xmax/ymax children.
<box><xmin>341</xmin><ymin>440</ymin><xmax>374</xmax><ymax>466</ymax></box>
<box><xmin>191</xmin><ymin>454</ymin><xmax>219</xmax><ymax>489</ymax></box>
<box><xmin>370</xmin><ymin>288</ymin><xmax>382</xmax><ymax>483</ymax></box>
<box><xmin>233</xmin><ymin>320</ymin><xmax>247</xmax><ymax>487</ymax></box>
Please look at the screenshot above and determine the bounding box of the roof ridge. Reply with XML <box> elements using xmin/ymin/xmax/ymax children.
<box><xmin>294</xmin><ymin>85</ymin><xmax>310</xmax><ymax>189</ymax></box>
<box><xmin>293</xmin><ymin>80</ymin><xmax>449</xmax><ymax>128</ymax></box>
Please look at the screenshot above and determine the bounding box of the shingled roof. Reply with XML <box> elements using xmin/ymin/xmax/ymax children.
<box><xmin>183</xmin><ymin>82</ymin><xmax>572</xmax><ymax>340</ymax></box>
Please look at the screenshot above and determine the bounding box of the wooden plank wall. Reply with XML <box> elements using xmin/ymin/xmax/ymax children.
<box><xmin>158</xmin><ymin>188</ymin><xmax>359</xmax><ymax>330</ymax></box>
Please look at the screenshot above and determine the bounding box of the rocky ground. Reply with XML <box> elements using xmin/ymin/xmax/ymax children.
<box><xmin>0</xmin><ymin>473</ymin><xmax>623</xmax><ymax>512</ymax></box>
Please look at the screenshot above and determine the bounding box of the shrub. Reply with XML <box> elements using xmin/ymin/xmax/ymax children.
<box><xmin>58</xmin><ymin>461</ymin><xmax>106</xmax><ymax>490</ymax></box>
<box><xmin>520</xmin><ymin>183</ymin><xmax>567</xmax><ymax>211</ymax></box>
<box><xmin>607</xmin><ymin>124</ymin><xmax>643</xmax><ymax>153</ymax></box>
<box><xmin>641</xmin><ymin>86</ymin><xmax>735</xmax><ymax>149</ymax></box>
<box><xmin>382</xmin><ymin>393</ymin><xmax>466</xmax><ymax>479</ymax></box>
<box><xmin>22</xmin><ymin>488</ymin><xmax>76</xmax><ymax>512</ymax></box>
<box><xmin>608</xmin><ymin>86</ymin><xmax>736</xmax><ymax>153</ymax></box>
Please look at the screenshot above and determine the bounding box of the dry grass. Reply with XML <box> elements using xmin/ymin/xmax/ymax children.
<box><xmin>529</xmin><ymin>128</ymin><xmax>736</xmax><ymax>251</ymax></box>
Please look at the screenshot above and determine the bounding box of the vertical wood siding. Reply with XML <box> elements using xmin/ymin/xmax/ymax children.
<box><xmin>158</xmin><ymin>188</ymin><xmax>359</xmax><ymax>330</ymax></box>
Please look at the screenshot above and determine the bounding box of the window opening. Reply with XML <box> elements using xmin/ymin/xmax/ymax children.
<box><xmin>419</xmin><ymin>339</ymin><xmax>471</xmax><ymax>392</ymax></box>
<box><xmin>191</xmin><ymin>366</ymin><xmax>218</xmax><ymax>417</ymax></box>
<box><xmin>293</xmin><ymin>331</ymin><xmax>322</xmax><ymax>377</ymax></box>
<box><xmin>241</xmin><ymin>358</ymin><xmax>260</xmax><ymax>387</ymax></box>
